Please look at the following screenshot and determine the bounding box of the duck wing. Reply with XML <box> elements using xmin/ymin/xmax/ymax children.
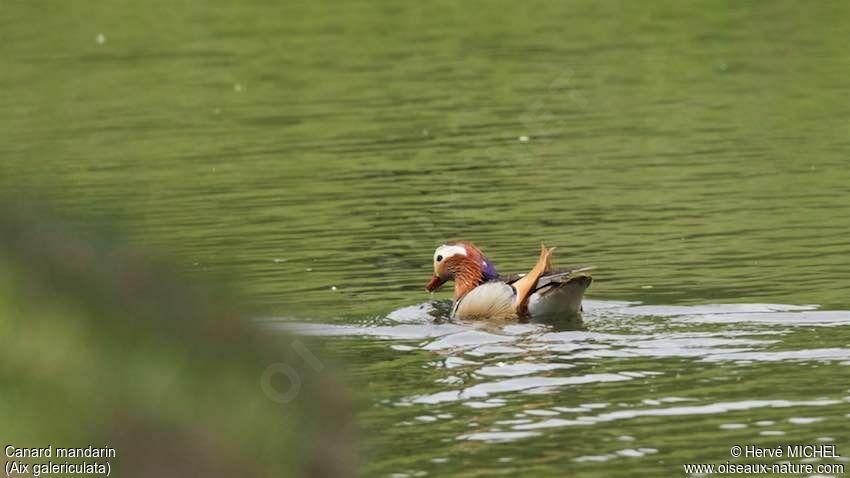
<box><xmin>532</xmin><ymin>267</ymin><xmax>594</xmax><ymax>295</ymax></box>
<box><xmin>504</xmin><ymin>266</ymin><xmax>594</xmax><ymax>295</ymax></box>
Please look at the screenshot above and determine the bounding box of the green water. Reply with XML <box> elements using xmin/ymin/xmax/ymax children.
<box><xmin>3</xmin><ymin>1</ymin><xmax>850</xmax><ymax>476</ymax></box>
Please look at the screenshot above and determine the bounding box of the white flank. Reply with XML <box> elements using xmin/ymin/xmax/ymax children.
<box><xmin>453</xmin><ymin>282</ymin><xmax>516</xmax><ymax>320</ymax></box>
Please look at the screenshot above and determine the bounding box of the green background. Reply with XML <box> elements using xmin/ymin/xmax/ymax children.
<box><xmin>3</xmin><ymin>1</ymin><xmax>850</xmax><ymax>476</ymax></box>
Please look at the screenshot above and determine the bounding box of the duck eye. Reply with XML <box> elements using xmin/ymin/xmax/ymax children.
<box><xmin>436</xmin><ymin>255</ymin><xmax>443</xmax><ymax>262</ymax></box>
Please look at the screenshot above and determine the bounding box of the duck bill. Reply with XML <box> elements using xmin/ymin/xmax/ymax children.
<box><xmin>425</xmin><ymin>274</ymin><xmax>446</xmax><ymax>292</ymax></box>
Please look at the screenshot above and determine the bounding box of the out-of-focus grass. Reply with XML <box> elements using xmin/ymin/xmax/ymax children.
<box><xmin>0</xmin><ymin>204</ymin><xmax>353</xmax><ymax>477</ymax></box>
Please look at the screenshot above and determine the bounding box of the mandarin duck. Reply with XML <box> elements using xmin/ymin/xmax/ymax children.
<box><xmin>425</xmin><ymin>241</ymin><xmax>593</xmax><ymax>320</ymax></box>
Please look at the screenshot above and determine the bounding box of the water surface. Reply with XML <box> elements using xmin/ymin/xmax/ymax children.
<box><xmin>3</xmin><ymin>1</ymin><xmax>850</xmax><ymax>476</ymax></box>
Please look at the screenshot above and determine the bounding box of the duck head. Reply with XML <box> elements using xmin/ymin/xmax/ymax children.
<box><xmin>425</xmin><ymin>241</ymin><xmax>499</xmax><ymax>299</ymax></box>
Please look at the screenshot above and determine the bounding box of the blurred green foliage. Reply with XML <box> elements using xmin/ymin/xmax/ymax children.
<box><xmin>0</xmin><ymin>205</ymin><xmax>353</xmax><ymax>477</ymax></box>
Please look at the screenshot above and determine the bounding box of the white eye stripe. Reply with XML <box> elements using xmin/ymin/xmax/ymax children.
<box><xmin>434</xmin><ymin>244</ymin><xmax>467</xmax><ymax>262</ymax></box>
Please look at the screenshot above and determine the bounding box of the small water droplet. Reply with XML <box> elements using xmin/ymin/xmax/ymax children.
<box><xmin>331</xmin><ymin>286</ymin><xmax>337</xmax><ymax>291</ymax></box>
<box><xmin>95</xmin><ymin>33</ymin><xmax>106</xmax><ymax>45</ymax></box>
<box><xmin>518</xmin><ymin>135</ymin><xmax>530</xmax><ymax>142</ymax></box>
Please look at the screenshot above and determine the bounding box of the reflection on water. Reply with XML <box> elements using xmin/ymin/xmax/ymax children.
<box><xmin>264</xmin><ymin>301</ymin><xmax>850</xmax><ymax>475</ymax></box>
<box><xmin>5</xmin><ymin>0</ymin><xmax>850</xmax><ymax>475</ymax></box>
<box><xmin>268</xmin><ymin>300</ymin><xmax>850</xmax><ymax>367</ymax></box>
